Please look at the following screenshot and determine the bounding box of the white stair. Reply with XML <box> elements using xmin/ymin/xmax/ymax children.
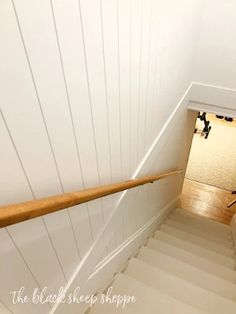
<box><xmin>125</xmin><ymin>258</ymin><xmax>236</xmax><ymax>314</ymax></box>
<box><xmin>138</xmin><ymin>246</ymin><xmax>236</xmax><ymax>301</ymax></box>
<box><xmin>166</xmin><ymin>216</ymin><xmax>233</xmax><ymax>247</ymax></box>
<box><xmin>175</xmin><ymin>208</ymin><xmax>231</xmax><ymax>235</ymax></box>
<box><xmin>155</xmin><ymin>230</ymin><xmax>235</xmax><ymax>268</ymax></box>
<box><xmin>90</xmin><ymin>273</ymin><xmax>204</xmax><ymax>314</ymax></box>
<box><xmin>90</xmin><ymin>208</ymin><xmax>236</xmax><ymax>314</ymax></box>
<box><xmin>160</xmin><ymin>223</ymin><xmax>233</xmax><ymax>256</ymax></box>
<box><xmin>147</xmin><ymin>237</ymin><xmax>236</xmax><ymax>283</ymax></box>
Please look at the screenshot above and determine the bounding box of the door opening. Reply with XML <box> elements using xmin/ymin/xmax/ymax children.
<box><xmin>180</xmin><ymin>111</ymin><xmax>236</xmax><ymax>224</ymax></box>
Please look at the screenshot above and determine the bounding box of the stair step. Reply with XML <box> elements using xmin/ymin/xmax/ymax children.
<box><xmin>147</xmin><ymin>237</ymin><xmax>236</xmax><ymax>283</ymax></box>
<box><xmin>154</xmin><ymin>231</ymin><xmax>235</xmax><ymax>268</ymax></box>
<box><xmin>138</xmin><ymin>246</ymin><xmax>236</xmax><ymax>301</ymax></box>
<box><xmin>159</xmin><ymin>224</ymin><xmax>233</xmax><ymax>257</ymax></box>
<box><xmin>173</xmin><ymin>208</ymin><xmax>232</xmax><ymax>231</ymax></box>
<box><xmin>125</xmin><ymin>258</ymin><xmax>236</xmax><ymax>314</ymax></box>
<box><xmin>90</xmin><ymin>273</ymin><xmax>203</xmax><ymax>314</ymax></box>
<box><xmin>167</xmin><ymin>216</ymin><xmax>232</xmax><ymax>247</ymax></box>
<box><xmin>175</xmin><ymin>208</ymin><xmax>231</xmax><ymax>235</ymax></box>
<box><xmin>169</xmin><ymin>212</ymin><xmax>233</xmax><ymax>245</ymax></box>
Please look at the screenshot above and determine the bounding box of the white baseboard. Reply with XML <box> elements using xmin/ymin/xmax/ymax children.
<box><xmin>93</xmin><ymin>195</ymin><xmax>179</xmax><ymax>278</ymax></box>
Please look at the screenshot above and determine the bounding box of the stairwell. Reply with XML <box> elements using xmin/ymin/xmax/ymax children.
<box><xmin>90</xmin><ymin>207</ymin><xmax>236</xmax><ymax>314</ymax></box>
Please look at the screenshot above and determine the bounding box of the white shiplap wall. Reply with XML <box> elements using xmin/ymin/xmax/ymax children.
<box><xmin>0</xmin><ymin>0</ymin><xmax>201</xmax><ymax>313</ymax></box>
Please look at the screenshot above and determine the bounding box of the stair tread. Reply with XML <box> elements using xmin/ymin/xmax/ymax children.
<box><xmin>167</xmin><ymin>215</ymin><xmax>232</xmax><ymax>246</ymax></box>
<box><xmin>90</xmin><ymin>273</ymin><xmax>205</xmax><ymax>314</ymax></box>
<box><xmin>171</xmin><ymin>213</ymin><xmax>232</xmax><ymax>243</ymax></box>
<box><xmin>147</xmin><ymin>237</ymin><xmax>236</xmax><ymax>283</ymax></box>
<box><xmin>159</xmin><ymin>224</ymin><xmax>233</xmax><ymax>257</ymax></box>
<box><xmin>176</xmin><ymin>208</ymin><xmax>231</xmax><ymax>233</ymax></box>
<box><xmin>138</xmin><ymin>246</ymin><xmax>236</xmax><ymax>301</ymax></box>
<box><xmin>154</xmin><ymin>230</ymin><xmax>235</xmax><ymax>268</ymax></box>
<box><xmin>125</xmin><ymin>258</ymin><xmax>236</xmax><ymax>314</ymax></box>
<box><xmin>173</xmin><ymin>208</ymin><xmax>231</xmax><ymax>230</ymax></box>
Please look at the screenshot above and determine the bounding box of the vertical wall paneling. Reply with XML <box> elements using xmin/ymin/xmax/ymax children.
<box><xmin>118</xmin><ymin>0</ymin><xmax>132</xmax><ymax>179</ymax></box>
<box><xmin>0</xmin><ymin>229</ymin><xmax>50</xmax><ymax>313</ymax></box>
<box><xmin>151</xmin><ymin>1</ymin><xmax>167</xmax><ymax>143</ymax></box>
<box><xmin>130</xmin><ymin>0</ymin><xmax>142</xmax><ymax>174</ymax></box>
<box><xmin>142</xmin><ymin>1</ymin><xmax>152</xmax><ymax>155</ymax></box>
<box><xmin>126</xmin><ymin>188</ymin><xmax>136</xmax><ymax>238</ymax></box>
<box><xmin>122</xmin><ymin>189</ymin><xmax>132</xmax><ymax>240</ymax></box>
<box><xmin>79</xmin><ymin>0</ymin><xmax>112</xmax><ymax>186</ymax></box>
<box><xmin>0</xmin><ymin>113</ymin><xmax>58</xmax><ymax>312</ymax></box>
<box><xmin>0</xmin><ymin>3</ymin><xmax>70</xmax><ymax>303</ymax></box>
<box><xmin>106</xmin><ymin>193</ymin><xmax>124</xmax><ymax>252</ymax></box>
<box><xmin>141</xmin><ymin>185</ymin><xmax>149</xmax><ymax>227</ymax></box>
<box><xmin>66</xmin><ymin>204</ymin><xmax>92</xmax><ymax>258</ymax></box>
<box><xmin>101</xmin><ymin>0</ymin><xmax>122</xmax><ymax>184</ymax></box>
<box><xmin>51</xmin><ymin>0</ymin><xmax>106</xmax><ymax>247</ymax></box>
<box><xmin>79</xmin><ymin>0</ymin><xmax>114</xmax><ymax>236</ymax></box>
<box><xmin>145</xmin><ymin>0</ymin><xmax>161</xmax><ymax>150</ymax></box>
<box><xmin>121</xmin><ymin>189</ymin><xmax>134</xmax><ymax>241</ymax></box>
<box><xmin>50</xmin><ymin>2</ymin><xmax>98</xmax><ymax>189</ymax></box>
<box><xmin>135</xmin><ymin>186</ymin><xmax>143</xmax><ymax>231</ymax></box>
<box><xmin>10</xmin><ymin>0</ymin><xmax>83</xmax><ymax>280</ymax></box>
<box><xmin>0</xmin><ymin>112</ymin><xmax>67</xmax><ymax>294</ymax></box>
<box><xmin>137</xmin><ymin>0</ymin><xmax>151</xmax><ymax>162</ymax></box>
<box><xmin>100</xmin><ymin>0</ymin><xmax>121</xmax><ymax>234</ymax></box>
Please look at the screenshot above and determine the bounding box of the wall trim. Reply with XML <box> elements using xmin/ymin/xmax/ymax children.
<box><xmin>191</xmin><ymin>81</ymin><xmax>236</xmax><ymax>93</ymax></box>
<box><xmin>189</xmin><ymin>82</ymin><xmax>236</xmax><ymax>117</ymax></box>
<box><xmin>132</xmin><ymin>83</ymin><xmax>193</xmax><ymax>178</ymax></box>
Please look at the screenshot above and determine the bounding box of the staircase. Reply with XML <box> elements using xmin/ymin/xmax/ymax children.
<box><xmin>90</xmin><ymin>208</ymin><xmax>236</xmax><ymax>314</ymax></box>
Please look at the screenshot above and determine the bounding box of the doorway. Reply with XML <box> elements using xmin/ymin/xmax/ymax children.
<box><xmin>186</xmin><ymin>113</ymin><xmax>236</xmax><ymax>191</ymax></box>
<box><xmin>180</xmin><ymin>112</ymin><xmax>236</xmax><ymax>224</ymax></box>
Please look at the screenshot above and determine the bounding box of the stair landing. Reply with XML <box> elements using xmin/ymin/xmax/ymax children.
<box><xmin>180</xmin><ymin>179</ymin><xmax>236</xmax><ymax>225</ymax></box>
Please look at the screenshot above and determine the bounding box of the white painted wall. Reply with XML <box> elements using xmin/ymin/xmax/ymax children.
<box><xmin>0</xmin><ymin>0</ymin><xmax>201</xmax><ymax>312</ymax></box>
<box><xmin>194</xmin><ymin>0</ymin><xmax>236</xmax><ymax>91</ymax></box>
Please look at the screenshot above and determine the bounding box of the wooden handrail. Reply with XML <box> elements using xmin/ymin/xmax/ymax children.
<box><xmin>0</xmin><ymin>169</ymin><xmax>183</xmax><ymax>228</ymax></box>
